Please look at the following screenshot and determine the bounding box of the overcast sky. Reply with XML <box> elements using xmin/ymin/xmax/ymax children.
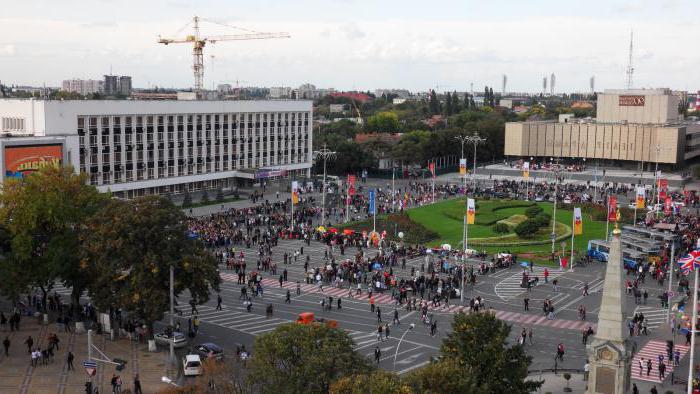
<box><xmin>0</xmin><ymin>0</ymin><xmax>697</xmax><ymax>93</ymax></box>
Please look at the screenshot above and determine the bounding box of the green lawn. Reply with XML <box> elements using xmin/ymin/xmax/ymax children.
<box><xmin>405</xmin><ymin>198</ymin><xmax>607</xmax><ymax>257</ymax></box>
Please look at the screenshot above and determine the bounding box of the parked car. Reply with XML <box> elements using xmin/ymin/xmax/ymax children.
<box><xmin>183</xmin><ymin>354</ymin><xmax>203</xmax><ymax>376</ymax></box>
<box><xmin>194</xmin><ymin>343</ymin><xmax>224</xmax><ymax>361</ymax></box>
<box><xmin>154</xmin><ymin>331</ymin><xmax>188</xmax><ymax>349</ymax></box>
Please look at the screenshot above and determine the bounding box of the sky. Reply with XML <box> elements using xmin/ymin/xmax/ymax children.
<box><xmin>0</xmin><ymin>0</ymin><xmax>697</xmax><ymax>93</ymax></box>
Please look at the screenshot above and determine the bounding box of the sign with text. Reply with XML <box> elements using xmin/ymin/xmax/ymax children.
<box><xmin>5</xmin><ymin>144</ymin><xmax>62</xmax><ymax>178</ymax></box>
<box><xmin>619</xmin><ymin>95</ymin><xmax>645</xmax><ymax>106</ymax></box>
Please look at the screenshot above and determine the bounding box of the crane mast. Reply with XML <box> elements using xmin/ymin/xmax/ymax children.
<box><xmin>158</xmin><ymin>16</ymin><xmax>290</xmax><ymax>93</ymax></box>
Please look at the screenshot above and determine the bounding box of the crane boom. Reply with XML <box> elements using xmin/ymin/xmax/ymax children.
<box><xmin>157</xmin><ymin>16</ymin><xmax>290</xmax><ymax>93</ymax></box>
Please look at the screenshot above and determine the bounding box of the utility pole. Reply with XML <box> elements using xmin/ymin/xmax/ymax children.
<box><xmin>454</xmin><ymin>135</ymin><xmax>470</xmax><ymax>193</ymax></box>
<box><xmin>314</xmin><ymin>144</ymin><xmax>336</xmax><ymax>227</ymax></box>
<box><xmin>466</xmin><ymin>132</ymin><xmax>486</xmax><ymax>190</ymax></box>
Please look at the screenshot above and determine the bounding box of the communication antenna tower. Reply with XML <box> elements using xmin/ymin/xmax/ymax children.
<box><xmin>626</xmin><ymin>30</ymin><xmax>634</xmax><ymax>89</ymax></box>
<box><xmin>550</xmin><ymin>73</ymin><xmax>556</xmax><ymax>95</ymax></box>
<box><xmin>502</xmin><ymin>74</ymin><xmax>507</xmax><ymax>95</ymax></box>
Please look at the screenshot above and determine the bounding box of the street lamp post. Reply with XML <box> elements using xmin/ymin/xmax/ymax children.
<box><xmin>550</xmin><ymin>157</ymin><xmax>560</xmax><ymax>256</ymax></box>
<box><xmin>653</xmin><ymin>145</ymin><xmax>660</xmax><ymax>217</ymax></box>
<box><xmin>454</xmin><ymin>135</ymin><xmax>470</xmax><ymax>193</ymax></box>
<box><xmin>393</xmin><ymin>323</ymin><xmax>416</xmax><ymax>370</ymax></box>
<box><xmin>466</xmin><ymin>133</ymin><xmax>486</xmax><ymax>190</ymax></box>
<box><xmin>169</xmin><ymin>264</ymin><xmax>175</xmax><ymax>364</ymax></box>
<box><xmin>314</xmin><ymin>144</ymin><xmax>336</xmax><ymax>227</ymax></box>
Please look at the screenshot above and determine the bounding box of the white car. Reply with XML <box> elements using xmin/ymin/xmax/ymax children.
<box><xmin>183</xmin><ymin>354</ymin><xmax>203</xmax><ymax>376</ymax></box>
<box><xmin>154</xmin><ymin>331</ymin><xmax>188</xmax><ymax>349</ymax></box>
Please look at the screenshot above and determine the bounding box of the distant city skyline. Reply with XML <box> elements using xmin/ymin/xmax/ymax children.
<box><xmin>0</xmin><ymin>0</ymin><xmax>697</xmax><ymax>93</ymax></box>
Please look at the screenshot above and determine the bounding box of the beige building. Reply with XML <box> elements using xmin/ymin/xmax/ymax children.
<box><xmin>504</xmin><ymin>88</ymin><xmax>700</xmax><ymax>167</ymax></box>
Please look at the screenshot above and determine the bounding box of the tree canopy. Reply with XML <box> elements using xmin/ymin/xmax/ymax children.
<box><xmin>248</xmin><ymin>323</ymin><xmax>371</xmax><ymax>393</ymax></box>
<box><xmin>81</xmin><ymin>196</ymin><xmax>220</xmax><ymax>327</ymax></box>
<box><xmin>0</xmin><ymin>165</ymin><xmax>107</xmax><ymax>310</ymax></box>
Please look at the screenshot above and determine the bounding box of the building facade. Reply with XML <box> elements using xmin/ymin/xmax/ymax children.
<box><xmin>61</xmin><ymin>79</ymin><xmax>104</xmax><ymax>95</ymax></box>
<box><xmin>504</xmin><ymin>88</ymin><xmax>700</xmax><ymax>168</ymax></box>
<box><xmin>0</xmin><ymin>99</ymin><xmax>313</xmax><ymax>198</ymax></box>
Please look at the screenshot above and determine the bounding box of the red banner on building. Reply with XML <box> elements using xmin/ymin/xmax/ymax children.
<box><xmin>608</xmin><ymin>196</ymin><xmax>618</xmax><ymax>221</ymax></box>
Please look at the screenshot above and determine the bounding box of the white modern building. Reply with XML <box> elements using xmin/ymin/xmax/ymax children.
<box><xmin>0</xmin><ymin>99</ymin><xmax>313</xmax><ymax>199</ymax></box>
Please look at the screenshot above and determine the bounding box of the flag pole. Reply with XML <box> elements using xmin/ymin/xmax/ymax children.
<box><xmin>688</xmin><ymin>265</ymin><xmax>698</xmax><ymax>394</ymax></box>
<box><xmin>569</xmin><ymin>211</ymin><xmax>575</xmax><ymax>272</ymax></box>
<box><xmin>605</xmin><ymin>196</ymin><xmax>610</xmax><ymax>242</ymax></box>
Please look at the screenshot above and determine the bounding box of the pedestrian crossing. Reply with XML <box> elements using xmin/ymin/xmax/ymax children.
<box><xmin>176</xmin><ymin>304</ymin><xmax>293</xmax><ymax>336</ymax></box>
<box><xmin>219</xmin><ymin>273</ymin><xmax>596</xmax><ymax>332</ymax></box>
<box><xmin>494</xmin><ymin>267</ymin><xmax>566</xmax><ymax>301</ymax></box>
<box><xmin>631</xmin><ymin>306</ymin><xmax>669</xmax><ymax>331</ymax></box>
<box><xmin>631</xmin><ymin>340</ymin><xmax>688</xmax><ymax>383</ymax></box>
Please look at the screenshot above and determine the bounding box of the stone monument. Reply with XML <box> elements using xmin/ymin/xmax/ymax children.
<box><xmin>586</xmin><ymin>216</ymin><xmax>632</xmax><ymax>394</ymax></box>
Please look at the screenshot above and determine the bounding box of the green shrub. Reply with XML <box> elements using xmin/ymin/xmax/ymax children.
<box><xmin>493</xmin><ymin>222</ymin><xmax>510</xmax><ymax>234</ymax></box>
<box><xmin>532</xmin><ymin>213</ymin><xmax>551</xmax><ymax>227</ymax></box>
<box><xmin>525</xmin><ymin>205</ymin><xmax>543</xmax><ymax>218</ymax></box>
<box><xmin>514</xmin><ymin>219</ymin><xmax>541</xmax><ymax>239</ymax></box>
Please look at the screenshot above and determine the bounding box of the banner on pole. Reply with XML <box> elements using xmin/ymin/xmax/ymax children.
<box><xmin>608</xmin><ymin>196</ymin><xmax>617</xmax><ymax>221</ymax></box>
<box><xmin>573</xmin><ymin>207</ymin><xmax>583</xmax><ymax>235</ymax></box>
<box><xmin>636</xmin><ymin>186</ymin><xmax>645</xmax><ymax>209</ymax></box>
<box><xmin>347</xmin><ymin>175</ymin><xmax>356</xmax><ymax>196</ymax></box>
<box><xmin>523</xmin><ymin>161</ymin><xmax>530</xmax><ymax>179</ymax></box>
<box><xmin>459</xmin><ymin>159</ymin><xmax>467</xmax><ymax>175</ymax></box>
<box><xmin>369</xmin><ymin>189</ymin><xmax>376</xmax><ymax>215</ymax></box>
<box><xmin>659</xmin><ymin>178</ymin><xmax>668</xmax><ymax>189</ymax></box>
<box><xmin>429</xmin><ymin>162</ymin><xmax>436</xmax><ymax>179</ymax></box>
<box><xmin>659</xmin><ymin>189</ymin><xmax>667</xmax><ymax>201</ymax></box>
<box><xmin>466</xmin><ymin>198</ymin><xmax>475</xmax><ymax>224</ymax></box>
<box><xmin>291</xmin><ymin>181</ymin><xmax>299</xmax><ymax>204</ymax></box>
<box><xmin>664</xmin><ymin>197</ymin><xmax>672</xmax><ymax>215</ymax></box>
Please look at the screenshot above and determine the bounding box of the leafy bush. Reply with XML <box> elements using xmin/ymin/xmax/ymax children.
<box><xmin>514</xmin><ymin>219</ymin><xmax>541</xmax><ymax>239</ymax></box>
<box><xmin>525</xmin><ymin>205</ymin><xmax>543</xmax><ymax>218</ymax></box>
<box><xmin>532</xmin><ymin>213</ymin><xmax>551</xmax><ymax>227</ymax></box>
<box><xmin>493</xmin><ymin>222</ymin><xmax>510</xmax><ymax>234</ymax></box>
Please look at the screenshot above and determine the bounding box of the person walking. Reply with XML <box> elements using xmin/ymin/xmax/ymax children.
<box><xmin>3</xmin><ymin>336</ymin><xmax>9</xmax><ymax>356</ymax></box>
<box><xmin>393</xmin><ymin>309</ymin><xmax>400</xmax><ymax>325</ymax></box>
<box><xmin>385</xmin><ymin>324</ymin><xmax>390</xmax><ymax>340</ymax></box>
<box><xmin>24</xmin><ymin>335</ymin><xmax>33</xmax><ymax>354</ymax></box>
<box><xmin>374</xmin><ymin>346</ymin><xmax>381</xmax><ymax>363</ymax></box>
<box><xmin>523</xmin><ymin>297</ymin><xmax>529</xmax><ymax>311</ymax></box>
<box><xmin>133</xmin><ymin>374</ymin><xmax>143</xmax><ymax>394</ymax></box>
<box><xmin>527</xmin><ymin>327</ymin><xmax>533</xmax><ymax>345</ymax></box>
<box><xmin>646</xmin><ymin>358</ymin><xmax>652</xmax><ymax>376</ymax></box>
<box><xmin>285</xmin><ymin>290</ymin><xmax>291</xmax><ymax>304</ymax></box>
<box><xmin>67</xmin><ymin>351</ymin><xmax>74</xmax><ymax>371</ymax></box>
<box><xmin>370</xmin><ymin>296</ymin><xmax>375</xmax><ymax>313</ymax></box>
<box><xmin>658</xmin><ymin>361</ymin><xmax>666</xmax><ymax>380</ymax></box>
<box><xmin>376</xmin><ymin>307</ymin><xmax>382</xmax><ymax>323</ymax></box>
<box><xmin>216</xmin><ymin>294</ymin><xmax>222</xmax><ymax>311</ymax></box>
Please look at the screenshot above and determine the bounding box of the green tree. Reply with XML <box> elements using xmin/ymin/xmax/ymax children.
<box><xmin>405</xmin><ymin>358</ymin><xmax>478</xmax><ymax>393</ymax></box>
<box><xmin>0</xmin><ymin>165</ymin><xmax>107</xmax><ymax>314</ymax></box>
<box><xmin>249</xmin><ymin>323</ymin><xmax>371</xmax><ymax>393</ymax></box>
<box><xmin>452</xmin><ymin>90</ymin><xmax>460</xmax><ymax>113</ymax></box>
<box><xmin>439</xmin><ymin>312</ymin><xmax>541</xmax><ymax>393</ymax></box>
<box><xmin>366</xmin><ymin>111</ymin><xmax>400</xmax><ymax>133</ymax></box>
<box><xmin>429</xmin><ymin>90</ymin><xmax>439</xmax><ymax>115</ymax></box>
<box><xmin>393</xmin><ymin>130</ymin><xmax>431</xmax><ymax>165</ymax></box>
<box><xmin>330</xmin><ymin>370</ymin><xmax>411</xmax><ymax>394</ymax></box>
<box><xmin>82</xmin><ymin>196</ymin><xmax>220</xmax><ymax>331</ymax></box>
<box><xmin>445</xmin><ymin>92</ymin><xmax>454</xmax><ymax>116</ymax></box>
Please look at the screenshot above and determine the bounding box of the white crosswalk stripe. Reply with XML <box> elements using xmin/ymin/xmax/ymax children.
<box><xmin>631</xmin><ymin>305</ymin><xmax>669</xmax><ymax>331</ymax></box>
<box><xmin>494</xmin><ymin>267</ymin><xmax>565</xmax><ymax>301</ymax></box>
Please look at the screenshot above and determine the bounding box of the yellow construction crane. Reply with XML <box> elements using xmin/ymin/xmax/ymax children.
<box><xmin>158</xmin><ymin>16</ymin><xmax>290</xmax><ymax>92</ymax></box>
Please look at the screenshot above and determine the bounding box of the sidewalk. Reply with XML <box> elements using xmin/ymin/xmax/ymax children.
<box><xmin>0</xmin><ymin>319</ymin><xmax>172</xmax><ymax>393</ymax></box>
<box><xmin>527</xmin><ymin>371</ymin><xmax>586</xmax><ymax>393</ymax></box>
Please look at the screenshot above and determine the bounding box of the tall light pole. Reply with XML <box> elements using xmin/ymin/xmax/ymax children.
<box><xmin>653</xmin><ymin>144</ymin><xmax>660</xmax><ymax>217</ymax></box>
<box><xmin>550</xmin><ymin>157</ymin><xmax>560</xmax><ymax>256</ymax></box>
<box><xmin>314</xmin><ymin>144</ymin><xmax>336</xmax><ymax>227</ymax></box>
<box><xmin>169</xmin><ymin>264</ymin><xmax>175</xmax><ymax>364</ymax></box>
<box><xmin>454</xmin><ymin>135</ymin><xmax>470</xmax><ymax>193</ymax></box>
<box><xmin>466</xmin><ymin>132</ymin><xmax>486</xmax><ymax>190</ymax></box>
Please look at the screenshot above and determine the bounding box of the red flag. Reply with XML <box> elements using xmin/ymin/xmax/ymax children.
<box><xmin>664</xmin><ymin>197</ymin><xmax>672</xmax><ymax>215</ymax></box>
<box><xmin>659</xmin><ymin>190</ymin><xmax>667</xmax><ymax>201</ymax></box>
<box><xmin>429</xmin><ymin>162</ymin><xmax>436</xmax><ymax>179</ymax></box>
<box><xmin>608</xmin><ymin>196</ymin><xmax>617</xmax><ymax>221</ymax></box>
<box><xmin>347</xmin><ymin>175</ymin><xmax>356</xmax><ymax>196</ymax></box>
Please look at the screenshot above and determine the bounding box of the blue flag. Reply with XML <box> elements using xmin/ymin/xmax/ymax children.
<box><xmin>369</xmin><ymin>189</ymin><xmax>376</xmax><ymax>215</ymax></box>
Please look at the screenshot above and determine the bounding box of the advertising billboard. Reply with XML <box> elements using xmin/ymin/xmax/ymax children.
<box><xmin>5</xmin><ymin>144</ymin><xmax>63</xmax><ymax>178</ymax></box>
<box><xmin>618</xmin><ymin>95</ymin><xmax>645</xmax><ymax>106</ymax></box>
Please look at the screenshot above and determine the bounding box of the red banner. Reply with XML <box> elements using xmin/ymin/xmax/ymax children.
<box><xmin>429</xmin><ymin>162</ymin><xmax>436</xmax><ymax>179</ymax></box>
<box><xmin>608</xmin><ymin>196</ymin><xmax>618</xmax><ymax>221</ymax></box>
<box><xmin>664</xmin><ymin>197</ymin><xmax>672</xmax><ymax>215</ymax></box>
<box><xmin>5</xmin><ymin>144</ymin><xmax>62</xmax><ymax>178</ymax></box>
<box><xmin>347</xmin><ymin>175</ymin><xmax>356</xmax><ymax>196</ymax></box>
<box><xmin>659</xmin><ymin>190</ymin><xmax>667</xmax><ymax>201</ymax></box>
<box><xmin>658</xmin><ymin>178</ymin><xmax>668</xmax><ymax>189</ymax></box>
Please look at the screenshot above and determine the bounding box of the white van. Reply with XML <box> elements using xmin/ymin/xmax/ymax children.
<box><xmin>183</xmin><ymin>354</ymin><xmax>203</xmax><ymax>376</ymax></box>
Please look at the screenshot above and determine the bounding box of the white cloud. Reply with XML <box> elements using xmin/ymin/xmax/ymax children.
<box><xmin>0</xmin><ymin>44</ymin><xmax>16</xmax><ymax>56</ymax></box>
